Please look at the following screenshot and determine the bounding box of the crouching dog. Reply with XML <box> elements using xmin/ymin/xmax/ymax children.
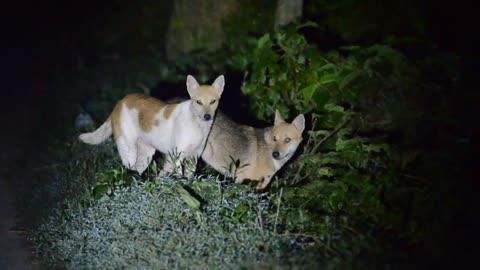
<box><xmin>202</xmin><ymin>110</ymin><xmax>305</xmax><ymax>190</ymax></box>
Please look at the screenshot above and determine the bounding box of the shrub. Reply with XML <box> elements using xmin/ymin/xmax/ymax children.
<box><xmin>224</xmin><ymin>26</ymin><xmax>445</xmax><ymax>260</ymax></box>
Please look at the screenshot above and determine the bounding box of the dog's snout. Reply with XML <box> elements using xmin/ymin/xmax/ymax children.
<box><xmin>272</xmin><ymin>151</ymin><xmax>280</xmax><ymax>159</ymax></box>
<box><xmin>204</xmin><ymin>114</ymin><xmax>212</xmax><ymax>121</ymax></box>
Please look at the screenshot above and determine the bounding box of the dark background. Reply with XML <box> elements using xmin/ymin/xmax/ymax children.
<box><xmin>0</xmin><ymin>0</ymin><xmax>478</xmax><ymax>267</ymax></box>
<box><xmin>2</xmin><ymin>0</ymin><xmax>477</xmax><ymax>118</ymax></box>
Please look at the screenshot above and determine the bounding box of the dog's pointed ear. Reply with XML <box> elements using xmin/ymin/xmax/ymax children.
<box><xmin>292</xmin><ymin>114</ymin><xmax>305</xmax><ymax>134</ymax></box>
<box><xmin>187</xmin><ymin>75</ymin><xmax>200</xmax><ymax>97</ymax></box>
<box><xmin>274</xmin><ymin>110</ymin><xmax>285</xmax><ymax>125</ymax></box>
<box><xmin>212</xmin><ymin>75</ymin><xmax>225</xmax><ymax>96</ymax></box>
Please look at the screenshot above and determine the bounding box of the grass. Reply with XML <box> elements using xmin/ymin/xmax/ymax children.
<box><xmin>36</xmin><ymin>179</ymin><xmax>270</xmax><ymax>269</ymax></box>
<box><xmin>27</xmin><ymin>138</ymin><xmax>338</xmax><ymax>269</ymax></box>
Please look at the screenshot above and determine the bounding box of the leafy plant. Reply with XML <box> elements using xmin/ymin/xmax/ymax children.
<box><xmin>221</xmin><ymin>155</ymin><xmax>251</xmax><ymax>182</ymax></box>
<box><xmin>225</xmin><ymin>25</ymin><xmax>433</xmax><ymax>260</ymax></box>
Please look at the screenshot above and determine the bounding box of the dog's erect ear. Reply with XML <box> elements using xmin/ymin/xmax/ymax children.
<box><xmin>212</xmin><ymin>75</ymin><xmax>225</xmax><ymax>96</ymax></box>
<box><xmin>274</xmin><ymin>110</ymin><xmax>285</xmax><ymax>126</ymax></box>
<box><xmin>291</xmin><ymin>114</ymin><xmax>305</xmax><ymax>134</ymax></box>
<box><xmin>186</xmin><ymin>75</ymin><xmax>200</xmax><ymax>97</ymax></box>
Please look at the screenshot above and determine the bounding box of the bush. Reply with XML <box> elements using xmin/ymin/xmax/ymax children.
<box><xmin>224</xmin><ymin>25</ymin><xmax>456</xmax><ymax>261</ymax></box>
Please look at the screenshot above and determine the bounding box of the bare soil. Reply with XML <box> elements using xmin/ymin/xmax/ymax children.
<box><xmin>0</xmin><ymin>102</ymin><xmax>39</xmax><ymax>269</ymax></box>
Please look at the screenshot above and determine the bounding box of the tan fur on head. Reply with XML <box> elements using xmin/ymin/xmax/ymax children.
<box><xmin>187</xmin><ymin>75</ymin><xmax>225</xmax><ymax>121</ymax></box>
<box><xmin>269</xmin><ymin>112</ymin><xmax>304</xmax><ymax>161</ymax></box>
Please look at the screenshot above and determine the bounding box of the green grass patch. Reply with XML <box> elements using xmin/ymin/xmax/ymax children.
<box><xmin>30</xmin><ymin>141</ymin><xmax>336</xmax><ymax>269</ymax></box>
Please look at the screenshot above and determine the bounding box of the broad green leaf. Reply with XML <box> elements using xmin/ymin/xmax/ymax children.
<box><xmin>318</xmin><ymin>63</ymin><xmax>336</xmax><ymax>72</ymax></box>
<box><xmin>326</xmin><ymin>50</ymin><xmax>340</xmax><ymax>60</ymax></box>
<box><xmin>324</xmin><ymin>103</ymin><xmax>344</xmax><ymax>113</ymax></box>
<box><xmin>297</xmin><ymin>55</ymin><xmax>306</xmax><ymax>64</ymax></box>
<box><xmin>93</xmin><ymin>183</ymin><xmax>111</xmax><ymax>200</ymax></box>
<box><xmin>313</xmin><ymin>88</ymin><xmax>330</xmax><ymax>109</ymax></box>
<box><xmin>318</xmin><ymin>167</ymin><xmax>335</xmax><ymax>177</ymax></box>
<box><xmin>319</xmin><ymin>156</ymin><xmax>343</xmax><ymax>165</ymax></box>
<box><xmin>301</xmin><ymin>83</ymin><xmax>320</xmax><ymax>106</ymax></box>
<box><xmin>257</xmin><ymin>33</ymin><xmax>271</xmax><ymax>49</ymax></box>
<box><xmin>175</xmin><ymin>185</ymin><xmax>201</xmax><ymax>210</ymax></box>
<box><xmin>296</xmin><ymin>21</ymin><xmax>319</xmax><ymax>30</ymax></box>
<box><xmin>339</xmin><ymin>71</ymin><xmax>361</xmax><ymax>90</ymax></box>
<box><xmin>339</xmin><ymin>45</ymin><xmax>361</xmax><ymax>51</ymax></box>
<box><xmin>343</xmin><ymin>172</ymin><xmax>365</xmax><ymax>189</ymax></box>
<box><xmin>308</xmin><ymin>130</ymin><xmax>330</xmax><ymax>137</ymax></box>
<box><xmin>319</xmin><ymin>73</ymin><xmax>336</xmax><ymax>84</ymax></box>
<box><xmin>365</xmin><ymin>143</ymin><xmax>389</xmax><ymax>153</ymax></box>
<box><xmin>336</xmin><ymin>137</ymin><xmax>362</xmax><ymax>152</ymax></box>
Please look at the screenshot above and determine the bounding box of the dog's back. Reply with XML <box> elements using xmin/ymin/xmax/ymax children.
<box><xmin>202</xmin><ymin>112</ymin><xmax>259</xmax><ymax>175</ymax></box>
<box><xmin>202</xmin><ymin>112</ymin><xmax>275</xmax><ymax>185</ymax></box>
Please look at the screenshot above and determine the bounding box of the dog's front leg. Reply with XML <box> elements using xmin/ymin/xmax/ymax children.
<box><xmin>181</xmin><ymin>153</ymin><xmax>198</xmax><ymax>178</ymax></box>
<box><xmin>159</xmin><ymin>152</ymin><xmax>182</xmax><ymax>176</ymax></box>
<box><xmin>159</xmin><ymin>156</ymin><xmax>175</xmax><ymax>176</ymax></box>
<box><xmin>182</xmin><ymin>159</ymin><xmax>196</xmax><ymax>178</ymax></box>
<box><xmin>234</xmin><ymin>177</ymin><xmax>245</xmax><ymax>184</ymax></box>
<box><xmin>255</xmin><ymin>175</ymin><xmax>273</xmax><ymax>191</ymax></box>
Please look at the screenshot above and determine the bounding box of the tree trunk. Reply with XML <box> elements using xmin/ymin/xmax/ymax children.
<box><xmin>274</xmin><ymin>0</ymin><xmax>303</xmax><ymax>30</ymax></box>
<box><xmin>165</xmin><ymin>0</ymin><xmax>237</xmax><ymax>60</ymax></box>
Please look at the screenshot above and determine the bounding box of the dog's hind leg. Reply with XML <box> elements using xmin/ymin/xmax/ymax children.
<box><xmin>135</xmin><ymin>139</ymin><xmax>155</xmax><ymax>174</ymax></box>
<box><xmin>116</xmin><ymin>136</ymin><xmax>137</xmax><ymax>171</ymax></box>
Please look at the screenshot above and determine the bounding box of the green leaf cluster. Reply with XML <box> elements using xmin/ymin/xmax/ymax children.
<box><xmin>225</xmin><ymin>26</ymin><xmax>432</xmax><ymax>259</ymax></box>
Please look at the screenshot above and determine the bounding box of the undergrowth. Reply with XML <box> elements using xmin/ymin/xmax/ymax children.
<box><xmin>32</xmin><ymin>139</ymin><xmax>339</xmax><ymax>269</ymax></box>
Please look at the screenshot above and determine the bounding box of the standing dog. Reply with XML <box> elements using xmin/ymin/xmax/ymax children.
<box><xmin>202</xmin><ymin>110</ymin><xmax>305</xmax><ymax>190</ymax></box>
<box><xmin>79</xmin><ymin>75</ymin><xmax>225</xmax><ymax>177</ymax></box>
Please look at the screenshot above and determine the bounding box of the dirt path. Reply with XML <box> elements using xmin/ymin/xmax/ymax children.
<box><xmin>0</xmin><ymin>101</ymin><xmax>39</xmax><ymax>269</ymax></box>
<box><xmin>0</xmin><ymin>178</ymin><xmax>38</xmax><ymax>270</ymax></box>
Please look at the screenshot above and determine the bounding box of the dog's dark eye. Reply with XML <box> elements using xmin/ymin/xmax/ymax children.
<box><xmin>273</xmin><ymin>136</ymin><xmax>277</xmax><ymax>142</ymax></box>
<box><xmin>210</xmin><ymin>99</ymin><xmax>216</xmax><ymax>105</ymax></box>
<box><xmin>284</xmin><ymin>137</ymin><xmax>291</xmax><ymax>143</ymax></box>
<box><xmin>196</xmin><ymin>100</ymin><xmax>203</xmax><ymax>105</ymax></box>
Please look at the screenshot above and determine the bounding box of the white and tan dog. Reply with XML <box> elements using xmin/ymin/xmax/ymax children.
<box><xmin>79</xmin><ymin>75</ymin><xmax>225</xmax><ymax>176</ymax></box>
<box><xmin>202</xmin><ymin>109</ymin><xmax>305</xmax><ymax>190</ymax></box>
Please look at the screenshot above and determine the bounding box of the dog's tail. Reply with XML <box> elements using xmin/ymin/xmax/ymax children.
<box><xmin>79</xmin><ymin>117</ymin><xmax>112</xmax><ymax>145</ymax></box>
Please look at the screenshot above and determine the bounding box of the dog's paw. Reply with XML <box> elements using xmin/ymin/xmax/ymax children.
<box><xmin>234</xmin><ymin>177</ymin><xmax>245</xmax><ymax>184</ymax></box>
<box><xmin>158</xmin><ymin>170</ymin><xmax>171</xmax><ymax>177</ymax></box>
<box><xmin>255</xmin><ymin>183</ymin><xmax>266</xmax><ymax>193</ymax></box>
